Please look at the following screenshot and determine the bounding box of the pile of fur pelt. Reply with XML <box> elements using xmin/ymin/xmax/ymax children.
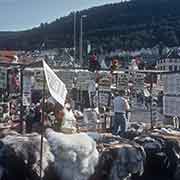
<box><xmin>45</xmin><ymin>128</ymin><xmax>99</xmax><ymax>180</ymax></box>
<box><xmin>3</xmin><ymin>126</ymin><xmax>180</xmax><ymax>180</ymax></box>
<box><xmin>131</xmin><ymin>127</ymin><xmax>180</xmax><ymax>180</ymax></box>
<box><xmin>0</xmin><ymin>129</ymin><xmax>56</xmax><ymax>180</ymax></box>
<box><xmin>87</xmin><ymin>133</ymin><xmax>146</xmax><ymax>180</ymax></box>
<box><xmin>0</xmin><ymin>128</ymin><xmax>147</xmax><ymax>180</ymax></box>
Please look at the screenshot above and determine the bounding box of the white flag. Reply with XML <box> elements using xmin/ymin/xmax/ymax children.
<box><xmin>43</xmin><ymin>60</ymin><xmax>67</xmax><ymax>107</ymax></box>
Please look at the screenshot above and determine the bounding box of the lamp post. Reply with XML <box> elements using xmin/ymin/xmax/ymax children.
<box><xmin>79</xmin><ymin>15</ymin><xmax>87</xmax><ymax>67</ymax></box>
<box><xmin>73</xmin><ymin>12</ymin><xmax>76</xmax><ymax>64</ymax></box>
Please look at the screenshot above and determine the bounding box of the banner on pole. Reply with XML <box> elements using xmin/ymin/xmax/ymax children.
<box><xmin>43</xmin><ymin>61</ymin><xmax>67</xmax><ymax>107</ymax></box>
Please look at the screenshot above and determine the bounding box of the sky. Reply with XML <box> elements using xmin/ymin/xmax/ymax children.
<box><xmin>0</xmin><ymin>0</ymin><xmax>122</xmax><ymax>31</ymax></box>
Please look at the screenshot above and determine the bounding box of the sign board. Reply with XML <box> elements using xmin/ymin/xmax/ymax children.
<box><xmin>134</xmin><ymin>73</ymin><xmax>145</xmax><ymax>90</ymax></box>
<box><xmin>33</xmin><ymin>70</ymin><xmax>44</xmax><ymax>90</ymax></box>
<box><xmin>163</xmin><ymin>96</ymin><xmax>180</xmax><ymax>116</ymax></box>
<box><xmin>98</xmin><ymin>78</ymin><xmax>111</xmax><ymax>91</ymax></box>
<box><xmin>76</xmin><ymin>71</ymin><xmax>93</xmax><ymax>91</ymax></box>
<box><xmin>117</xmin><ymin>73</ymin><xmax>128</xmax><ymax>90</ymax></box>
<box><xmin>57</xmin><ymin>70</ymin><xmax>75</xmax><ymax>89</ymax></box>
<box><xmin>112</xmin><ymin>74</ymin><xmax>117</xmax><ymax>85</ymax></box>
<box><xmin>164</xmin><ymin>74</ymin><xmax>180</xmax><ymax>95</ymax></box>
<box><xmin>0</xmin><ymin>68</ymin><xmax>7</xmax><ymax>89</ymax></box>
<box><xmin>23</xmin><ymin>75</ymin><xmax>32</xmax><ymax>106</ymax></box>
<box><xmin>157</xmin><ymin>74</ymin><xmax>165</xmax><ymax>88</ymax></box>
<box><xmin>83</xmin><ymin>108</ymin><xmax>98</xmax><ymax>130</ymax></box>
<box><xmin>98</xmin><ymin>91</ymin><xmax>111</xmax><ymax>107</ymax></box>
<box><xmin>0</xmin><ymin>104</ymin><xmax>4</xmax><ymax>118</ymax></box>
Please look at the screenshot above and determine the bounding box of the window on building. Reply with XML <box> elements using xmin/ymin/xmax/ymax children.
<box><xmin>169</xmin><ymin>65</ymin><xmax>173</xmax><ymax>71</ymax></box>
<box><xmin>169</xmin><ymin>59</ymin><xmax>172</xmax><ymax>63</ymax></box>
<box><xmin>174</xmin><ymin>65</ymin><xmax>177</xmax><ymax>71</ymax></box>
<box><xmin>163</xmin><ymin>66</ymin><xmax>165</xmax><ymax>70</ymax></box>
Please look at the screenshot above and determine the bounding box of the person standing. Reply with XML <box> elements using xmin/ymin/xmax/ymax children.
<box><xmin>112</xmin><ymin>90</ymin><xmax>130</xmax><ymax>136</ymax></box>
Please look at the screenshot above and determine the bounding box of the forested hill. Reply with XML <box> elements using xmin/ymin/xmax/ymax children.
<box><xmin>1</xmin><ymin>0</ymin><xmax>180</xmax><ymax>51</ymax></box>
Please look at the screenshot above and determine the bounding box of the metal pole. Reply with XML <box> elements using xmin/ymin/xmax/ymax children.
<box><xmin>40</xmin><ymin>70</ymin><xmax>46</xmax><ymax>180</ymax></box>
<box><xmin>79</xmin><ymin>15</ymin><xmax>87</xmax><ymax>67</ymax></box>
<box><xmin>74</xmin><ymin>12</ymin><xmax>76</xmax><ymax>64</ymax></box>
<box><xmin>20</xmin><ymin>67</ymin><xmax>24</xmax><ymax>134</ymax></box>
<box><xmin>80</xmin><ymin>16</ymin><xmax>83</xmax><ymax>67</ymax></box>
<box><xmin>150</xmin><ymin>73</ymin><xmax>153</xmax><ymax>129</ymax></box>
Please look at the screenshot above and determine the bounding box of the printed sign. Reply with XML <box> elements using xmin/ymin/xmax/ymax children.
<box><xmin>117</xmin><ymin>73</ymin><xmax>128</xmax><ymax>90</ymax></box>
<box><xmin>43</xmin><ymin>61</ymin><xmax>67</xmax><ymax>107</ymax></box>
<box><xmin>164</xmin><ymin>74</ymin><xmax>180</xmax><ymax>95</ymax></box>
<box><xmin>33</xmin><ymin>70</ymin><xmax>44</xmax><ymax>90</ymax></box>
<box><xmin>99</xmin><ymin>91</ymin><xmax>111</xmax><ymax>107</ymax></box>
<box><xmin>23</xmin><ymin>75</ymin><xmax>32</xmax><ymax>106</ymax></box>
<box><xmin>57</xmin><ymin>70</ymin><xmax>75</xmax><ymax>89</ymax></box>
<box><xmin>163</xmin><ymin>96</ymin><xmax>180</xmax><ymax>116</ymax></box>
<box><xmin>76</xmin><ymin>71</ymin><xmax>93</xmax><ymax>90</ymax></box>
<box><xmin>98</xmin><ymin>78</ymin><xmax>111</xmax><ymax>91</ymax></box>
<box><xmin>134</xmin><ymin>73</ymin><xmax>144</xmax><ymax>90</ymax></box>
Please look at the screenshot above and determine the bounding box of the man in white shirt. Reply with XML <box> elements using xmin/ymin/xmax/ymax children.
<box><xmin>112</xmin><ymin>90</ymin><xmax>130</xmax><ymax>136</ymax></box>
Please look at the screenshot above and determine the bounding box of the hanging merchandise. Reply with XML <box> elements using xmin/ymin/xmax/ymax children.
<box><xmin>0</xmin><ymin>68</ymin><xmax>7</xmax><ymax>89</ymax></box>
<box><xmin>23</xmin><ymin>74</ymin><xmax>32</xmax><ymax>106</ymax></box>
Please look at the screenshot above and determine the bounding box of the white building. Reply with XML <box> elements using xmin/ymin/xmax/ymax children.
<box><xmin>157</xmin><ymin>48</ymin><xmax>180</xmax><ymax>71</ymax></box>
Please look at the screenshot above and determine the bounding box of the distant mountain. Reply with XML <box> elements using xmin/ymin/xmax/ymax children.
<box><xmin>1</xmin><ymin>0</ymin><xmax>180</xmax><ymax>51</ymax></box>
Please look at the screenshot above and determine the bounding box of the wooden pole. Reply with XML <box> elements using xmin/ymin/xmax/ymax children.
<box><xmin>40</xmin><ymin>69</ymin><xmax>46</xmax><ymax>180</ymax></box>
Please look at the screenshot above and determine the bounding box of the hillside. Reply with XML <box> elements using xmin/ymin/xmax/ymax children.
<box><xmin>1</xmin><ymin>0</ymin><xmax>180</xmax><ymax>51</ymax></box>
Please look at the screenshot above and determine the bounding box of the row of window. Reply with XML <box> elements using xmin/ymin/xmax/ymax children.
<box><xmin>158</xmin><ymin>65</ymin><xmax>180</xmax><ymax>71</ymax></box>
<box><xmin>158</xmin><ymin>59</ymin><xmax>180</xmax><ymax>64</ymax></box>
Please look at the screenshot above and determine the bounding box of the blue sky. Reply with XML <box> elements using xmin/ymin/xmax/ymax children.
<box><xmin>0</xmin><ymin>0</ymin><xmax>122</xmax><ymax>31</ymax></box>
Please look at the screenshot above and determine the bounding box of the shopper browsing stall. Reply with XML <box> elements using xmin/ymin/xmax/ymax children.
<box><xmin>112</xmin><ymin>90</ymin><xmax>130</xmax><ymax>136</ymax></box>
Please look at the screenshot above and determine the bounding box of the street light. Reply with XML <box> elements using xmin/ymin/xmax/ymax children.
<box><xmin>73</xmin><ymin>12</ymin><xmax>76</xmax><ymax>65</ymax></box>
<box><xmin>79</xmin><ymin>15</ymin><xmax>87</xmax><ymax>67</ymax></box>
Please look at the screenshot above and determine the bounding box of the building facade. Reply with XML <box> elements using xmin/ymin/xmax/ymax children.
<box><xmin>157</xmin><ymin>48</ymin><xmax>180</xmax><ymax>71</ymax></box>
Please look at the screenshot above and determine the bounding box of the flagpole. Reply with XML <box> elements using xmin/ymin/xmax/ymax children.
<box><xmin>40</xmin><ymin>60</ymin><xmax>46</xmax><ymax>180</ymax></box>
